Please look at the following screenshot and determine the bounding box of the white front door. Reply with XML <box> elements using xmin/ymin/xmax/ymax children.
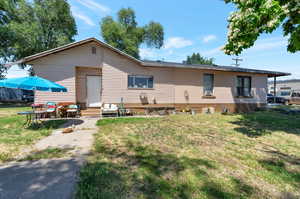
<box><xmin>87</xmin><ymin>76</ymin><xmax>101</xmax><ymax>107</ymax></box>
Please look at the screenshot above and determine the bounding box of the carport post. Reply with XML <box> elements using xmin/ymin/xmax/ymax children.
<box><xmin>274</xmin><ymin>76</ymin><xmax>277</xmax><ymax>102</ymax></box>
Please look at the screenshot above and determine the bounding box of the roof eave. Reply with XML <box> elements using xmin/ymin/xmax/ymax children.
<box><xmin>267</xmin><ymin>73</ymin><xmax>291</xmax><ymax>78</ymax></box>
<box><xmin>142</xmin><ymin>62</ymin><xmax>290</xmax><ymax>77</ymax></box>
<box><xmin>9</xmin><ymin>37</ymin><xmax>142</xmax><ymax>65</ymax></box>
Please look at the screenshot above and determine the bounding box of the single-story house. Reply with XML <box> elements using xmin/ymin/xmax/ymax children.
<box><xmin>15</xmin><ymin>38</ymin><xmax>290</xmax><ymax>114</ymax></box>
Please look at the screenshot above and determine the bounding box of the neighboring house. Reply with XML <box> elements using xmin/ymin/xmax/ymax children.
<box><xmin>0</xmin><ymin>88</ymin><xmax>34</xmax><ymax>103</ymax></box>
<box><xmin>268</xmin><ymin>79</ymin><xmax>300</xmax><ymax>97</ymax></box>
<box><xmin>0</xmin><ymin>87</ymin><xmax>22</xmax><ymax>102</ymax></box>
<box><xmin>15</xmin><ymin>38</ymin><xmax>289</xmax><ymax>113</ymax></box>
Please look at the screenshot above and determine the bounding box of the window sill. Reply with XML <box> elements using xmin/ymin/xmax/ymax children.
<box><xmin>235</xmin><ymin>96</ymin><xmax>253</xmax><ymax>99</ymax></box>
<box><xmin>202</xmin><ymin>95</ymin><xmax>216</xmax><ymax>99</ymax></box>
<box><xmin>128</xmin><ymin>88</ymin><xmax>154</xmax><ymax>90</ymax></box>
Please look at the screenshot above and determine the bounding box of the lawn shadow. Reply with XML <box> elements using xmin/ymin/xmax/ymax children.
<box><xmin>201</xmin><ymin>177</ymin><xmax>254</xmax><ymax>199</ymax></box>
<box><xmin>57</xmin><ymin>119</ymin><xmax>85</xmax><ymax>128</ymax></box>
<box><xmin>259</xmin><ymin>158</ymin><xmax>300</xmax><ymax>187</ymax></box>
<box><xmin>76</xmin><ymin>142</ymin><xmax>255</xmax><ymax>199</ymax></box>
<box><xmin>231</xmin><ymin>111</ymin><xmax>300</xmax><ymax>137</ymax></box>
<box><xmin>27</xmin><ymin>119</ymin><xmax>84</xmax><ymax>130</ymax></box>
<box><xmin>262</xmin><ymin>149</ymin><xmax>300</xmax><ymax>166</ymax></box>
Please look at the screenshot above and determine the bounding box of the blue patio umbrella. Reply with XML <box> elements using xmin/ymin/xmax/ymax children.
<box><xmin>0</xmin><ymin>76</ymin><xmax>67</xmax><ymax>92</ymax></box>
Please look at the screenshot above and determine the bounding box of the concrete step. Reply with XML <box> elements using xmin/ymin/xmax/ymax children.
<box><xmin>81</xmin><ymin>108</ymin><xmax>101</xmax><ymax>117</ymax></box>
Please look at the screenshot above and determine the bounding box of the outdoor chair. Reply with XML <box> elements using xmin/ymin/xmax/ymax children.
<box><xmin>101</xmin><ymin>103</ymin><xmax>119</xmax><ymax>117</ymax></box>
<box><xmin>45</xmin><ymin>102</ymin><xmax>57</xmax><ymax>118</ymax></box>
<box><xmin>66</xmin><ymin>104</ymin><xmax>80</xmax><ymax>118</ymax></box>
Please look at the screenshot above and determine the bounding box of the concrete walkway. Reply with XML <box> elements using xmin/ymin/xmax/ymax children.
<box><xmin>0</xmin><ymin>118</ymin><xmax>98</xmax><ymax>199</ymax></box>
<box><xmin>35</xmin><ymin>118</ymin><xmax>97</xmax><ymax>156</ymax></box>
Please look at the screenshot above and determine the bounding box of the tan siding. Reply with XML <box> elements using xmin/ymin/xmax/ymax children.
<box><xmin>34</xmin><ymin>65</ymin><xmax>75</xmax><ymax>104</ymax></box>
<box><xmin>101</xmin><ymin>48</ymin><xmax>267</xmax><ymax>105</ymax></box>
<box><xmin>173</xmin><ymin>69</ymin><xmax>267</xmax><ymax>104</ymax></box>
<box><xmin>102</xmin><ymin>49</ymin><xmax>175</xmax><ymax>104</ymax></box>
<box><xmin>30</xmin><ymin>42</ymin><xmax>103</xmax><ymax>104</ymax></box>
<box><xmin>29</xmin><ymin>40</ymin><xmax>267</xmax><ymax>107</ymax></box>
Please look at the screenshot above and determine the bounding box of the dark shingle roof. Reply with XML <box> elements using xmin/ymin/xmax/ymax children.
<box><xmin>142</xmin><ymin>60</ymin><xmax>290</xmax><ymax>77</ymax></box>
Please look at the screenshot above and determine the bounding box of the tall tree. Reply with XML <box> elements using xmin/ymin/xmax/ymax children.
<box><xmin>101</xmin><ymin>8</ymin><xmax>164</xmax><ymax>59</ymax></box>
<box><xmin>0</xmin><ymin>0</ymin><xmax>17</xmax><ymax>79</ymax></box>
<box><xmin>0</xmin><ymin>0</ymin><xmax>77</xmax><ymax>78</ymax></box>
<box><xmin>183</xmin><ymin>53</ymin><xmax>215</xmax><ymax>65</ymax></box>
<box><xmin>224</xmin><ymin>0</ymin><xmax>300</xmax><ymax>55</ymax></box>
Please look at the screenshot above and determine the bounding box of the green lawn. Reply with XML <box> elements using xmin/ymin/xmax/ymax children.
<box><xmin>76</xmin><ymin>111</ymin><xmax>300</xmax><ymax>199</ymax></box>
<box><xmin>0</xmin><ymin>106</ymin><xmax>67</xmax><ymax>163</ymax></box>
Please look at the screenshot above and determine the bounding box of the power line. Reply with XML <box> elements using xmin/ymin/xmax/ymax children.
<box><xmin>232</xmin><ymin>57</ymin><xmax>243</xmax><ymax>67</ymax></box>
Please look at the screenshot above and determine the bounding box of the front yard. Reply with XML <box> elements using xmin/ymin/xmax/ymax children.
<box><xmin>76</xmin><ymin>111</ymin><xmax>300</xmax><ymax>199</ymax></box>
<box><xmin>0</xmin><ymin>106</ymin><xmax>66</xmax><ymax>163</ymax></box>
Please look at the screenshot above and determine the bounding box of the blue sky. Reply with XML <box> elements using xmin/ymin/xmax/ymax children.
<box><xmin>7</xmin><ymin>0</ymin><xmax>299</xmax><ymax>80</ymax></box>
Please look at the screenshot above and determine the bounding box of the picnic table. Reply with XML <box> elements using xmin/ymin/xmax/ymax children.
<box><xmin>17</xmin><ymin>110</ymin><xmax>46</xmax><ymax>126</ymax></box>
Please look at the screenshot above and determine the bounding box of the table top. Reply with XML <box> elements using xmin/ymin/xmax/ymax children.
<box><xmin>17</xmin><ymin>111</ymin><xmax>46</xmax><ymax>115</ymax></box>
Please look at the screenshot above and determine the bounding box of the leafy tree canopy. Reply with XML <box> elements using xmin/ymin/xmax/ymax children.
<box><xmin>183</xmin><ymin>53</ymin><xmax>215</xmax><ymax>65</ymax></box>
<box><xmin>224</xmin><ymin>0</ymin><xmax>300</xmax><ymax>55</ymax></box>
<box><xmin>0</xmin><ymin>0</ymin><xmax>77</xmax><ymax>78</ymax></box>
<box><xmin>101</xmin><ymin>8</ymin><xmax>164</xmax><ymax>59</ymax></box>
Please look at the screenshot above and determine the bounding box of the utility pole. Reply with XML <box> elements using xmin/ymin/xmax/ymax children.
<box><xmin>232</xmin><ymin>57</ymin><xmax>243</xmax><ymax>67</ymax></box>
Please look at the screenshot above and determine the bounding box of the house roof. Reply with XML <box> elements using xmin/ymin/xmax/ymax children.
<box><xmin>12</xmin><ymin>37</ymin><xmax>141</xmax><ymax>65</ymax></box>
<box><xmin>142</xmin><ymin>61</ymin><xmax>290</xmax><ymax>77</ymax></box>
<box><xmin>11</xmin><ymin>37</ymin><xmax>290</xmax><ymax>77</ymax></box>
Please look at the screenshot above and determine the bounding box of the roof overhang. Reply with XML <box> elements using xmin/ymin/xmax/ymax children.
<box><xmin>10</xmin><ymin>37</ymin><xmax>141</xmax><ymax>66</ymax></box>
<box><xmin>142</xmin><ymin>61</ymin><xmax>291</xmax><ymax>77</ymax></box>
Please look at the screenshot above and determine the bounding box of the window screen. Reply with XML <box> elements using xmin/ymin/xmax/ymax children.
<box><xmin>128</xmin><ymin>75</ymin><xmax>154</xmax><ymax>89</ymax></box>
<box><xmin>237</xmin><ymin>76</ymin><xmax>252</xmax><ymax>97</ymax></box>
<box><xmin>203</xmin><ymin>74</ymin><xmax>214</xmax><ymax>96</ymax></box>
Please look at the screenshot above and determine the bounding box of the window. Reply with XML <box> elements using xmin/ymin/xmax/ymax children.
<box><xmin>280</xmin><ymin>91</ymin><xmax>291</xmax><ymax>96</ymax></box>
<box><xmin>237</xmin><ymin>76</ymin><xmax>252</xmax><ymax>97</ymax></box>
<box><xmin>203</xmin><ymin>74</ymin><xmax>214</xmax><ymax>96</ymax></box>
<box><xmin>128</xmin><ymin>75</ymin><xmax>154</xmax><ymax>89</ymax></box>
<box><xmin>292</xmin><ymin>92</ymin><xmax>300</xmax><ymax>97</ymax></box>
<box><xmin>91</xmin><ymin>47</ymin><xmax>96</xmax><ymax>54</ymax></box>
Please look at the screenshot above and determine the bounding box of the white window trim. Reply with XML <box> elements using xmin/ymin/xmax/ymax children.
<box><xmin>128</xmin><ymin>75</ymin><xmax>154</xmax><ymax>89</ymax></box>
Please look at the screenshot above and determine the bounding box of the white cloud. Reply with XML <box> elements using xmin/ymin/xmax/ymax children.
<box><xmin>72</xmin><ymin>12</ymin><xmax>95</xmax><ymax>26</ymax></box>
<box><xmin>249</xmin><ymin>37</ymin><xmax>287</xmax><ymax>52</ymax></box>
<box><xmin>71</xmin><ymin>6</ymin><xmax>95</xmax><ymax>26</ymax></box>
<box><xmin>202</xmin><ymin>35</ymin><xmax>217</xmax><ymax>43</ymax></box>
<box><xmin>164</xmin><ymin>37</ymin><xmax>193</xmax><ymax>49</ymax></box>
<box><xmin>76</xmin><ymin>0</ymin><xmax>110</xmax><ymax>13</ymax></box>
<box><xmin>139</xmin><ymin>48</ymin><xmax>175</xmax><ymax>61</ymax></box>
<box><xmin>140</xmin><ymin>48</ymin><xmax>157</xmax><ymax>59</ymax></box>
<box><xmin>201</xmin><ymin>45</ymin><xmax>224</xmax><ymax>56</ymax></box>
